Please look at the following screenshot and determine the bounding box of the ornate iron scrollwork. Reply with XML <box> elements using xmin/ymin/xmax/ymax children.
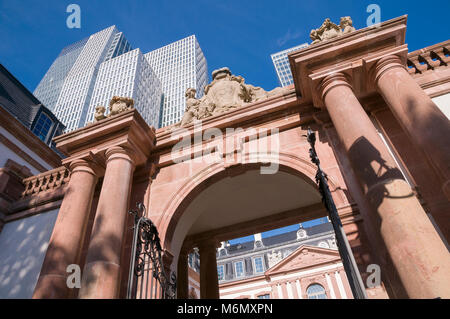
<box><xmin>127</xmin><ymin>203</ymin><xmax>176</xmax><ymax>299</ymax></box>
<box><xmin>305</xmin><ymin>128</ymin><xmax>367</xmax><ymax>299</ymax></box>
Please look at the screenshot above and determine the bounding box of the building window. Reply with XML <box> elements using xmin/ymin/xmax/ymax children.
<box><xmin>217</xmin><ymin>265</ymin><xmax>224</xmax><ymax>281</ymax></box>
<box><xmin>234</xmin><ymin>261</ymin><xmax>244</xmax><ymax>278</ymax></box>
<box><xmin>32</xmin><ymin>112</ymin><xmax>53</xmax><ymax>142</ymax></box>
<box><xmin>306</xmin><ymin>284</ymin><xmax>327</xmax><ymax>299</ymax></box>
<box><xmin>257</xmin><ymin>294</ymin><xmax>270</xmax><ymax>299</ymax></box>
<box><xmin>253</xmin><ymin>257</ymin><xmax>264</xmax><ymax>273</ymax></box>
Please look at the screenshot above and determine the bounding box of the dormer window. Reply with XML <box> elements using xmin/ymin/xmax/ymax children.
<box><xmin>32</xmin><ymin>112</ymin><xmax>54</xmax><ymax>143</ymax></box>
<box><xmin>253</xmin><ymin>256</ymin><xmax>264</xmax><ymax>273</ymax></box>
<box><xmin>234</xmin><ymin>261</ymin><xmax>244</xmax><ymax>278</ymax></box>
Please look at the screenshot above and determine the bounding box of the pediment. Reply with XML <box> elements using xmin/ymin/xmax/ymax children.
<box><xmin>265</xmin><ymin>245</ymin><xmax>341</xmax><ymax>276</ymax></box>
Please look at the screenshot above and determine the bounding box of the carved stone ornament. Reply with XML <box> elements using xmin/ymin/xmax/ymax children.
<box><xmin>94</xmin><ymin>105</ymin><xmax>106</xmax><ymax>122</ymax></box>
<box><xmin>267</xmin><ymin>250</ymin><xmax>283</xmax><ymax>268</ymax></box>
<box><xmin>177</xmin><ymin>67</ymin><xmax>289</xmax><ymax>127</ymax></box>
<box><xmin>93</xmin><ymin>96</ymin><xmax>135</xmax><ymax>122</ymax></box>
<box><xmin>309</xmin><ymin>16</ymin><xmax>356</xmax><ymax>44</ymax></box>
<box><xmin>109</xmin><ymin>96</ymin><xmax>134</xmax><ymax>116</ymax></box>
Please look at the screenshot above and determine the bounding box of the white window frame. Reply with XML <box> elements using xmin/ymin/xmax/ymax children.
<box><xmin>252</xmin><ymin>256</ymin><xmax>264</xmax><ymax>273</ymax></box>
<box><xmin>306</xmin><ymin>284</ymin><xmax>327</xmax><ymax>299</ymax></box>
<box><xmin>234</xmin><ymin>261</ymin><xmax>245</xmax><ymax>278</ymax></box>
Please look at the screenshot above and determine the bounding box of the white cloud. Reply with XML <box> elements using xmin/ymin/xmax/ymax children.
<box><xmin>276</xmin><ymin>29</ymin><xmax>303</xmax><ymax>47</ymax></box>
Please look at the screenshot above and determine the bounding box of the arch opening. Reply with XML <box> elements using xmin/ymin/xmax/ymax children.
<box><xmin>166</xmin><ymin>160</ymin><xmax>328</xmax><ymax>272</ymax></box>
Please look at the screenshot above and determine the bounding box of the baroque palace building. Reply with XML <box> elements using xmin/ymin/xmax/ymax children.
<box><xmin>0</xmin><ymin>16</ymin><xmax>449</xmax><ymax>299</ymax></box>
<box><xmin>186</xmin><ymin>221</ymin><xmax>361</xmax><ymax>299</ymax></box>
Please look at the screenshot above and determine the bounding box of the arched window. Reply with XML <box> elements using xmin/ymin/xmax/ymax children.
<box><xmin>306</xmin><ymin>284</ymin><xmax>327</xmax><ymax>299</ymax></box>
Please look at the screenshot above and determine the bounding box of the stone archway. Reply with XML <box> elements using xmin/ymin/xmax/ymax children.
<box><xmin>158</xmin><ymin>152</ymin><xmax>347</xmax><ymax>261</ymax></box>
<box><xmin>152</xmin><ymin>151</ymin><xmax>348</xmax><ymax>298</ymax></box>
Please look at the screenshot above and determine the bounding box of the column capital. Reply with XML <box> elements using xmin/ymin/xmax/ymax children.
<box><xmin>372</xmin><ymin>54</ymin><xmax>406</xmax><ymax>85</ymax></box>
<box><xmin>55</xmin><ymin>108</ymin><xmax>155</xmax><ymax>169</ymax></box>
<box><xmin>318</xmin><ymin>72</ymin><xmax>353</xmax><ymax>104</ymax></box>
<box><xmin>67</xmin><ymin>158</ymin><xmax>103</xmax><ymax>177</ymax></box>
<box><xmin>105</xmin><ymin>145</ymin><xmax>136</xmax><ymax>167</ymax></box>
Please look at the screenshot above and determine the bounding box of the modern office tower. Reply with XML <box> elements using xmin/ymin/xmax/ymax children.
<box><xmin>144</xmin><ymin>35</ymin><xmax>208</xmax><ymax>127</ymax></box>
<box><xmin>271</xmin><ymin>43</ymin><xmax>308</xmax><ymax>87</ymax></box>
<box><xmin>86</xmin><ymin>48</ymin><xmax>162</xmax><ymax>128</ymax></box>
<box><xmin>104</xmin><ymin>32</ymin><xmax>132</xmax><ymax>62</ymax></box>
<box><xmin>34</xmin><ymin>26</ymin><xmax>133</xmax><ymax>132</ymax></box>
<box><xmin>33</xmin><ymin>37</ymin><xmax>88</xmax><ymax>112</ymax></box>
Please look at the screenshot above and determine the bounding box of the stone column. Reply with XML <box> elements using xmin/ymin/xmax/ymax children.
<box><xmin>320</xmin><ymin>72</ymin><xmax>450</xmax><ymax>298</ymax></box>
<box><xmin>78</xmin><ymin>146</ymin><xmax>135</xmax><ymax>299</ymax></box>
<box><xmin>374</xmin><ymin>55</ymin><xmax>450</xmax><ymax>200</ymax></box>
<box><xmin>198</xmin><ymin>239</ymin><xmax>219</xmax><ymax>299</ymax></box>
<box><xmin>177</xmin><ymin>248</ymin><xmax>190</xmax><ymax>299</ymax></box>
<box><xmin>33</xmin><ymin>160</ymin><xmax>99</xmax><ymax>299</ymax></box>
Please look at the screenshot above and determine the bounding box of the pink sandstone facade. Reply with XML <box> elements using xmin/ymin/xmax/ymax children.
<box><xmin>1</xmin><ymin>16</ymin><xmax>449</xmax><ymax>299</ymax></box>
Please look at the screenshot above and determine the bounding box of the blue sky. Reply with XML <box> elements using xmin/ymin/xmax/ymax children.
<box><xmin>1</xmin><ymin>0</ymin><xmax>449</xmax><ymax>93</ymax></box>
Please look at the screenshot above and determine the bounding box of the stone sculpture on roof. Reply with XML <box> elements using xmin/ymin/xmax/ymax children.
<box><xmin>309</xmin><ymin>16</ymin><xmax>356</xmax><ymax>44</ymax></box>
<box><xmin>109</xmin><ymin>96</ymin><xmax>134</xmax><ymax>116</ymax></box>
<box><xmin>93</xmin><ymin>96</ymin><xmax>135</xmax><ymax>122</ymax></box>
<box><xmin>178</xmin><ymin>67</ymin><xmax>288</xmax><ymax>127</ymax></box>
<box><xmin>340</xmin><ymin>16</ymin><xmax>356</xmax><ymax>34</ymax></box>
<box><xmin>94</xmin><ymin>105</ymin><xmax>107</xmax><ymax>122</ymax></box>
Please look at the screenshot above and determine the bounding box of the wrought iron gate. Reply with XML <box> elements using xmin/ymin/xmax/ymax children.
<box><xmin>127</xmin><ymin>203</ymin><xmax>176</xmax><ymax>299</ymax></box>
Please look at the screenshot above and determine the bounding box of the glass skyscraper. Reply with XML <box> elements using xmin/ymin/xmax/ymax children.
<box><xmin>144</xmin><ymin>35</ymin><xmax>208</xmax><ymax>127</ymax></box>
<box><xmin>86</xmin><ymin>48</ymin><xmax>162</xmax><ymax>127</ymax></box>
<box><xmin>33</xmin><ymin>26</ymin><xmax>155</xmax><ymax>132</ymax></box>
<box><xmin>35</xmin><ymin>29</ymin><xmax>207</xmax><ymax>131</ymax></box>
<box><xmin>271</xmin><ymin>43</ymin><xmax>308</xmax><ymax>87</ymax></box>
<box><xmin>33</xmin><ymin>37</ymin><xmax>88</xmax><ymax>112</ymax></box>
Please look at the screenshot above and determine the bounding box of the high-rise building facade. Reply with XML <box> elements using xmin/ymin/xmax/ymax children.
<box><xmin>271</xmin><ymin>43</ymin><xmax>308</xmax><ymax>87</ymax></box>
<box><xmin>86</xmin><ymin>48</ymin><xmax>162</xmax><ymax>127</ymax></box>
<box><xmin>145</xmin><ymin>35</ymin><xmax>208</xmax><ymax>127</ymax></box>
<box><xmin>34</xmin><ymin>26</ymin><xmax>138</xmax><ymax>132</ymax></box>
<box><xmin>35</xmin><ymin>30</ymin><xmax>207</xmax><ymax>131</ymax></box>
<box><xmin>33</xmin><ymin>37</ymin><xmax>89</xmax><ymax>112</ymax></box>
